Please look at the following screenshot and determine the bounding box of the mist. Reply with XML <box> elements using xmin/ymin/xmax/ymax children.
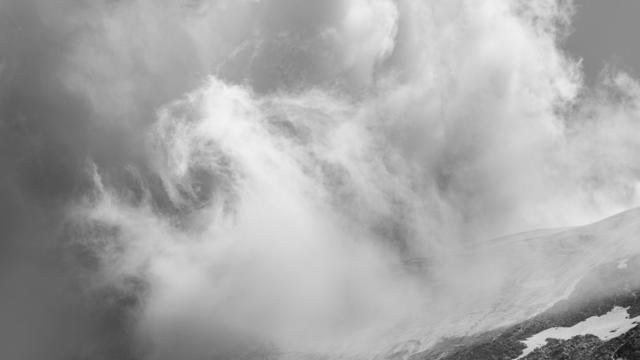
<box><xmin>2</xmin><ymin>0</ymin><xmax>640</xmax><ymax>359</ymax></box>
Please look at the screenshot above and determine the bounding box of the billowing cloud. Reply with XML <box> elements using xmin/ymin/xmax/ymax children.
<box><xmin>2</xmin><ymin>0</ymin><xmax>640</xmax><ymax>359</ymax></box>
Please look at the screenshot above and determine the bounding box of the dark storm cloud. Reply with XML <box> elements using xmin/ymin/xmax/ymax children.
<box><xmin>0</xmin><ymin>2</ymin><xmax>126</xmax><ymax>359</ymax></box>
<box><xmin>0</xmin><ymin>1</ymin><xmax>219</xmax><ymax>358</ymax></box>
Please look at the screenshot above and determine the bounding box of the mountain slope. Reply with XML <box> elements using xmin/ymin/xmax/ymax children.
<box><xmin>393</xmin><ymin>208</ymin><xmax>640</xmax><ymax>360</ymax></box>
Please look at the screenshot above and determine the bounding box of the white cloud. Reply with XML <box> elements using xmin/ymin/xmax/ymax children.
<box><xmin>40</xmin><ymin>0</ymin><xmax>640</xmax><ymax>357</ymax></box>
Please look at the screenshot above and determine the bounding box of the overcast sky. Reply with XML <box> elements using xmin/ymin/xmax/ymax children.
<box><xmin>567</xmin><ymin>0</ymin><xmax>640</xmax><ymax>83</ymax></box>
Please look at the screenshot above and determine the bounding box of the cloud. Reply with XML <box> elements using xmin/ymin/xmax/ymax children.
<box><xmin>2</xmin><ymin>0</ymin><xmax>640</xmax><ymax>358</ymax></box>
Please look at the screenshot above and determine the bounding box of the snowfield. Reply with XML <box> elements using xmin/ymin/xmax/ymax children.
<box><xmin>516</xmin><ymin>306</ymin><xmax>640</xmax><ymax>359</ymax></box>
<box><xmin>389</xmin><ymin>208</ymin><xmax>640</xmax><ymax>358</ymax></box>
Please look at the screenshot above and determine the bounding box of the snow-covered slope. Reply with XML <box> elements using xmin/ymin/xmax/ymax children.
<box><xmin>395</xmin><ymin>207</ymin><xmax>640</xmax><ymax>360</ymax></box>
<box><xmin>471</xmin><ymin>207</ymin><xmax>640</xmax><ymax>321</ymax></box>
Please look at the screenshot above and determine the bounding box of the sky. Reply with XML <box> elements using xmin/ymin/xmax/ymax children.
<box><xmin>566</xmin><ymin>0</ymin><xmax>640</xmax><ymax>83</ymax></box>
<box><xmin>1</xmin><ymin>0</ymin><xmax>640</xmax><ymax>359</ymax></box>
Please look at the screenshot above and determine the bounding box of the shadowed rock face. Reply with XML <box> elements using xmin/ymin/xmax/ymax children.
<box><xmin>404</xmin><ymin>255</ymin><xmax>640</xmax><ymax>360</ymax></box>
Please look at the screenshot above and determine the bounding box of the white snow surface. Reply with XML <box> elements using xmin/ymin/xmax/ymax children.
<box><xmin>516</xmin><ymin>306</ymin><xmax>640</xmax><ymax>359</ymax></box>
<box><xmin>379</xmin><ymin>208</ymin><xmax>640</xmax><ymax>357</ymax></box>
<box><xmin>260</xmin><ymin>208</ymin><xmax>640</xmax><ymax>359</ymax></box>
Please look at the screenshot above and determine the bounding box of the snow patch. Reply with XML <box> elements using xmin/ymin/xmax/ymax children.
<box><xmin>516</xmin><ymin>306</ymin><xmax>640</xmax><ymax>359</ymax></box>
